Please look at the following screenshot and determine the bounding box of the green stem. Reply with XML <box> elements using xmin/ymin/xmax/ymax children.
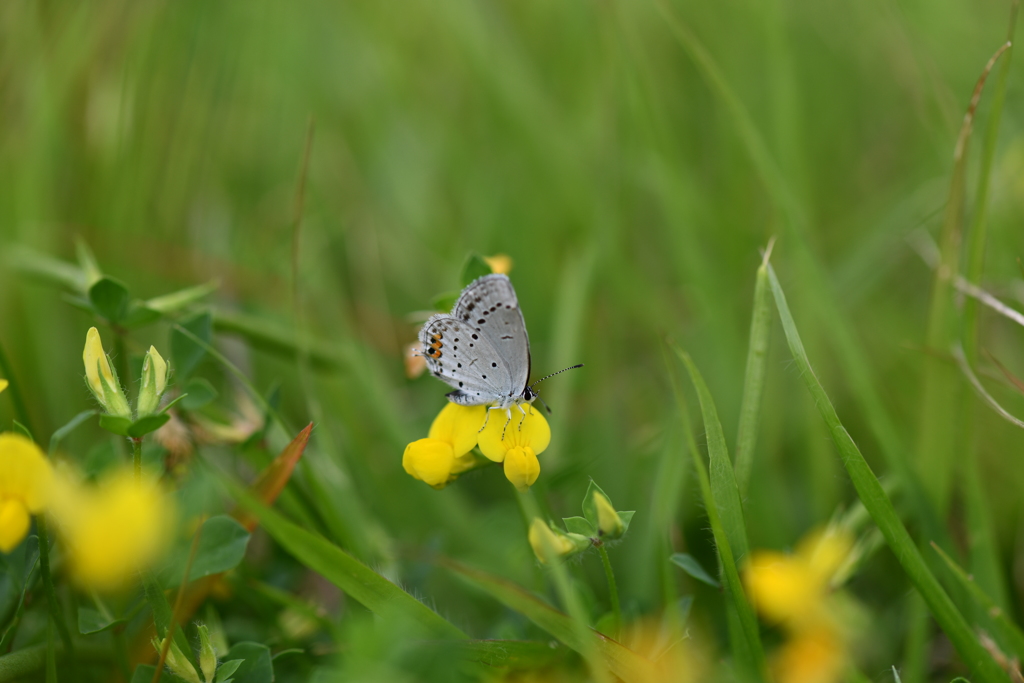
<box><xmin>0</xmin><ymin>340</ymin><xmax>33</xmax><ymax>436</ymax></box>
<box><xmin>132</xmin><ymin>438</ymin><xmax>143</xmax><ymax>484</ymax></box>
<box><xmin>516</xmin><ymin>488</ymin><xmax>610</xmax><ymax>683</ymax></box>
<box><xmin>36</xmin><ymin>518</ymin><xmax>72</xmax><ymax>655</ymax></box>
<box><xmin>597</xmin><ymin>545</ymin><xmax>621</xmax><ymax>638</ymax></box>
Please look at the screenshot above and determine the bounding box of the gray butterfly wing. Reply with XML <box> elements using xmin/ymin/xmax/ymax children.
<box><xmin>450</xmin><ymin>274</ymin><xmax>530</xmax><ymax>399</ymax></box>
<box><xmin>419</xmin><ymin>313</ymin><xmax>513</xmax><ymax>404</ymax></box>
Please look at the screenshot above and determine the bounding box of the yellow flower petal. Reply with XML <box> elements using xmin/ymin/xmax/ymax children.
<box><xmin>478</xmin><ymin>404</ymin><xmax>550</xmax><ymax>462</ymax></box>
<box><xmin>797</xmin><ymin>528</ymin><xmax>853</xmax><ymax>587</ymax></box>
<box><xmin>50</xmin><ymin>469</ymin><xmax>173</xmax><ymax>592</ymax></box>
<box><xmin>503</xmin><ymin>447</ymin><xmax>540</xmax><ymax>491</ymax></box>
<box><xmin>744</xmin><ymin>550</ymin><xmax>819</xmax><ymax>625</ymax></box>
<box><xmin>0</xmin><ymin>499</ymin><xmax>30</xmax><ymax>553</ymax></box>
<box><xmin>83</xmin><ymin>327</ymin><xmax>115</xmax><ymax>397</ymax></box>
<box><xmin>0</xmin><ymin>433</ymin><xmax>53</xmax><ymax>513</ymax></box>
<box><xmin>484</xmin><ymin>254</ymin><xmax>513</xmax><ymax>275</ymax></box>
<box><xmin>0</xmin><ymin>379</ymin><xmax>8</xmax><ymax>395</ymax></box>
<box><xmin>428</xmin><ymin>403</ymin><xmax>486</xmax><ymax>457</ymax></box>
<box><xmin>402</xmin><ymin>438</ymin><xmax>456</xmax><ymax>489</ymax></box>
<box><xmin>772</xmin><ymin>627</ymin><xmax>847</xmax><ymax>683</ymax></box>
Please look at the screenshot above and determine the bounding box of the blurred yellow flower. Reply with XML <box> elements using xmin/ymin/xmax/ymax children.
<box><xmin>403</xmin><ymin>403</ymin><xmax>485</xmax><ymax>489</ymax></box>
<box><xmin>744</xmin><ymin>527</ymin><xmax>855</xmax><ymax>683</ymax></box>
<box><xmin>478</xmin><ymin>405</ymin><xmax>549</xmax><ymax>491</ymax></box>
<box><xmin>484</xmin><ymin>254</ymin><xmax>513</xmax><ymax>275</ymax></box>
<box><xmin>50</xmin><ymin>468</ymin><xmax>174</xmax><ymax>591</ymax></box>
<box><xmin>0</xmin><ymin>379</ymin><xmax>8</xmax><ymax>394</ymax></box>
<box><xmin>744</xmin><ymin>527</ymin><xmax>852</xmax><ymax>629</ymax></box>
<box><xmin>0</xmin><ymin>434</ymin><xmax>53</xmax><ymax>553</ymax></box>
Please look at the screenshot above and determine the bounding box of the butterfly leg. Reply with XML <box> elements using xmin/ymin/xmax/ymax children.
<box><xmin>478</xmin><ymin>405</ymin><xmax>505</xmax><ymax>433</ymax></box>
<box><xmin>500</xmin><ymin>408</ymin><xmax>513</xmax><ymax>441</ymax></box>
<box><xmin>516</xmin><ymin>402</ymin><xmax>529</xmax><ymax>430</ymax></box>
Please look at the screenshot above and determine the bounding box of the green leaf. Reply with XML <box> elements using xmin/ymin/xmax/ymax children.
<box><xmin>127</xmin><ymin>414</ymin><xmax>171</xmax><ymax>438</ymax></box>
<box><xmin>172</xmin><ymin>311</ymin><xmax>212</xmax><ymax>382</ymax></box>
<box><xmin>48</xmin><ymin>410</ymin><xmax>98</xmax><ymax>455</ymax></box>
<box><xmin>430</xmin><ymin>291</ymin><xmax>460</xmax><ymax>313</ymax></box>
<box><xmin>77</xmin><ymin>606</ymin><xmax>124</xmax><ymax>635</ymax></box>
<box><xmin>121</xmin><ymin>303</ymin><xmax>162</xmax><ymax>328</ymax></box>
<box><xmin>163</xmin><ymin>515</ymin><xmax>251</xmax><ymax>588</ymax></box>
<box><xmin>97</xmin><ymin>414</ymin><xmax>132</xmax><ymax>437</ymax></box>
<box><xmin>130</xmin><ymin>665</ymin><xmax>190</xmax><ymax>683</ymax></box>
<box><xmin>460</xmin><ymin>252</ymin><xmax>492</xmax><ymax>287</ymax></box>
<box><xmin>670</xmin><ymin>553</ymin><xmax>720</xmax><ymax>588</ymax></box>
<box><xmin>215</xmin><ymin>660</ymin><xmax>244</xmax><ymax>683</ymax></box>
<box><xmin>181</xmin><ymin>378</ymin><xmax>218</xmax><ymax>411</ymax></box>
<box><xmin>734</xmin><ymin>248</ymin><xmax>773</xmax><ymax>496</ymax></box>
<box><xmin>88</xmin><ymin>277</ymin><xmax>130</xmax><ymax>323</ymax></box>
<box><xmin>563</xmin><ymin>516</ymin><xmax>596</xmax><ymax>537</ymax></box>
<box><xmin>223</xmin><ymin>643</ymin><xmax>273</xmax><ymax>683</ymax></box>
<box><xmin>444</xmin><ymin>559</ymin><xmax>658</xmax><ymax>683</ymax></box>
<box><xmin>146</xmin><ymin>281</ymin><xmax>219</xmax><ymax>314</ymax></box>
<box><xmin>221</xmin><ymin>474</ymin><xmax>466</xmax><ymax>640</ymax></box>
<box><xmin>618</xmin><ymin>511</ymin><xmax>635</xmax><ymax>535</ymax></box>
<box><xmin>767</xmin><ymin>263</ymin><xmax>1010</xmax><ymax>683</ymax></box>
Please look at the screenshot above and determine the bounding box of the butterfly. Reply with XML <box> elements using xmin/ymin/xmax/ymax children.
<box><xmin>418</xmin><ymin>274</ymin><xmax>582</xmax><ymax>434</ymax></box>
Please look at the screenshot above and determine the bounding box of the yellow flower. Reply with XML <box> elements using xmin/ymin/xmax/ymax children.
<box><xmin>0</xmin><ymin>379</ymin><xmax>8</xmax><ymax>395</ymax></box>
<box><xmin>745</xmin><ymin>527</ymin><xmax>857</xmax><ymax>683</ymax></box>
<box><xmin>478</xmin><ymin>405</ymin><xmax>549</xmax><ymax>491</ymax></box>
<box><xmin>528</xmin><ymin>518</ymin><xmax>586</xmax><ymax>565</ymax></box>
<box><xmin>82</xmin><ymin>327</ymin><xmax>131</xmax><ymax>418</ymax></box>
<box><xmin>49</xmin><ymin>468</ymin><xmax>174</xmax><ymax>591</ymax></box>
<box><xmin>744</xmin><ymin>527</ymin><xmax>852</xmax><ymax>629</ymax></box>
<box><xmin>484</xmin><ymin>254</ymin><xmax>513</xmax><ymax>275</ymax></box>
<box><xmin>403</xmin><ymin>403</ymin><xmax>486</xmax><ymax>489</ymax></box>
<box><xmin>0</xmin><ymin>434</ymin><xmax>53</xmax><ymax>552</ymax></box>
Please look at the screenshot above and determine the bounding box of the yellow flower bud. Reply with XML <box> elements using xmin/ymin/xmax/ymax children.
<box><xmin>593</xmin><ymin>491</ymin><xmax>624</xmax><ymax>539</ymax></box>
<box><xmin>82</xmin><ymin>327</ymin><xmax>131</xmax><ymax>419</ymax></box>
<box><xmin>528</xmin><ymin>518</ymin><xmax>578</xmax><ymax>565</ymax></box>
<box><xmin>484</xmin><ymin>254</ymin><xmax>513</xmax><ymax>275</ymax></box>
<box><xmin>197</xmin><ymin>623</ymin><xmax>217</xmax><ymax>683</ymax></box>
<box><xmin>503</xmin><ymin>447</ymin><xmax>540</xmax><ymax>492</ymax></box>
<box><xmin>137</xmin><ymin>345</ymin><xmax>170</xmax><ymax>416</ymax></box>
<box><xmin>0</xmin><ymin>379</ymin><xmax>8</xmax><ymax>395</ymax></box>
<box><xmin>0</xmin><ymin>434</ymin><xmax>53</xmax><ymax>553</ymax></box>
<box><xmin>152</xmin><ymin>636</ymin><xmax>202</xmax><ymax>683</ymax></box>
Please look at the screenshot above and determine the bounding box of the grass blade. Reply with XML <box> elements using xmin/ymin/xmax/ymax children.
<box><xmin>931</xmin><ymin>542</ymin><xmax>1024</xmax><ymax>661</ymax></box>
<box><xmin>734</xmin><ymin>242</ymin><xmax>775</xmax><ymax>496</ymax></box>
<box><xmin>222</xmin><ymin>473</ymin><xmax>466</xmax><ymax>640</ymax></box>
<box><xmin>670</xmin><ymin>346</ymin><xmax>767</xmax><ymax>681</ymax></box>
<box><xmin>443</xmin><ymin>559</ymin><xmax>659</xmax><ymax>683</ymax></box>
<box><xmin>767</xmin><ymin>264</ymin><xmax>1009</xmax><ymax>683</ymax></box>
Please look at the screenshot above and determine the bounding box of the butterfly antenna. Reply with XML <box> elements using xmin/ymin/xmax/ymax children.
<box><xmin>528</xmin><ymin>364</ymin><xmax>584</xmax><ymax>391</ymax></box>
<box><xmin>535</xmin><ymin>393</ymin><xmax>553</xmax><ymax>414</ymax></box>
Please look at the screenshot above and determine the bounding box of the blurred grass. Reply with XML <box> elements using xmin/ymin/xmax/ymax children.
<box><xmin>3</xmin><ymin>0</ymin><xmax>1024</xmax><ymax>680</ymax></box>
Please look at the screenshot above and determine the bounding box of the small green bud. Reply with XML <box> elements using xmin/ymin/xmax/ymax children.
<box><xmin>152</xmin><ymin>636</ymin><xmax>202</xmax><ymax>683</ymax></box>
<box><xmin>528</xmin><ymin>518</ymin><xmax>590</xmax><ymax>565</ymax></box>
<box><xmin>197</xmin><ymin>623</ymin><xmax>217</xmax><ymax>683</ymax></box>
<box><xmin>593</xmin><ymin>491</ymin><xmax>625</xmax><ymax>539</ymax></box>
<box><xmin>137</xmin><ymin>345</ymin><xmax>169</xmax><ymax>416</ymax></box>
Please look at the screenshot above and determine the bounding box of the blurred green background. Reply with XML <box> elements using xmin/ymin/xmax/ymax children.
<box><xmin>3</xmin><ymin>0</ymin><xmax>1024</xmax><ymax>679</ymax></box>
